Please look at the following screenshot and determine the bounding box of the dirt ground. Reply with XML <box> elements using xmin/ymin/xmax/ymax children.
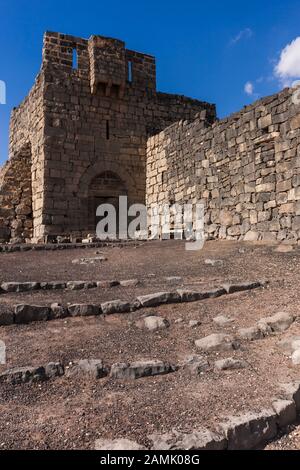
<box><xmin>0</xmin><ymin>239</ymin><xmax>300</xmax><ymax>449</ymax></box>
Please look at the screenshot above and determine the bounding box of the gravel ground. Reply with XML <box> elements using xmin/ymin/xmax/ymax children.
<box><xmin>0</xmin><ymin>240</ymin><xmax>300</xmax><ymax>449</ymax></box>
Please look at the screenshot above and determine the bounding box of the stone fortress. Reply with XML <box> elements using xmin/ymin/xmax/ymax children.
<box><xmin>1</xmin><ymin>30</ymin><xmax>300</xmax><ymax>244</ymax></box>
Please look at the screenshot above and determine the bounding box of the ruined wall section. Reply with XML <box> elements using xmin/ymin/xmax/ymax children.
<box><xmin>147</xmin><ymin>88</ymin><xmax>300</xmax><ymax>242</ymax></box>
<box><xmin>0</xmin><ymin>150</ymin><xmax>33</xmax><ymax>242</ymax></box>
<box><xmin>1</xmin><ymin>74</ymin><xmax>45</xmax><ymax>242</ymax></box>
<box><xmin>40</xmin><ymin>31</ymin><xmax>215</xmax><ymax>239</ymax></box>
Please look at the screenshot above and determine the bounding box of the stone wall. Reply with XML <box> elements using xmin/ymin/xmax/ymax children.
<box><xmin>146</xmin><ymin>87</ymin><xmax>300</xmax><ymax>243</ymax></box>
<box><xmin>6</xmin><ymin>73</ymin><xmax>45</xmax><ymax>241</ymax></box>
<box><xmin>27</xmin><ymin>31</ymin><xmax>215</xmax><ymax>241</ymax></box>
<box><xmin>0</xmin><ymin>148</ymin><xmax>33</xmax><ymax>243</ymax></box>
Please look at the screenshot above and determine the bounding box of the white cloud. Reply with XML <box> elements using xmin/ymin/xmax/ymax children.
<box><xmin>274</xmin><ymin>37</ymin><xmax>300</xmax><ymax>86</ymax></box>
<box><xmin>244</xmin><ymin>81</ymin><xmax>254</xmax><ymax>95</ymax></box>
<box><xmin>230</xmin><ymin>28</ymin><xmax>253</xmax><ymax>46</ymax></box>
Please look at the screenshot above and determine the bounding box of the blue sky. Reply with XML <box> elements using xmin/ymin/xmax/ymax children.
<box><xmin>1</xmin><ymin>0</ymin><xmax>300</xmax><ymax>164</ymax></box>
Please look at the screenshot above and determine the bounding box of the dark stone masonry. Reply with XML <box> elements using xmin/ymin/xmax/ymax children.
<box><xmin>147</xmin><ymin>88</ymin><xmax>300</xmax><ymax>242</ymax></box>
<box><xmin>1</xmin><ymin>31</ymin><xmax>300</xmax><ymax>243</ymax></box>
<box><xmin>0</xmin><ymin>31</ymin><xmax>214</xmax><ymax>243</ymax></box>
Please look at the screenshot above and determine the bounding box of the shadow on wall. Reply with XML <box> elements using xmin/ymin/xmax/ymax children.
<box><xmin>0</xmin><ymin>143</ymin><xmax>33</xmax><ymax>243</ymax></box>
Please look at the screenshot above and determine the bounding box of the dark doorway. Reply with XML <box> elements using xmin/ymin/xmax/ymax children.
<box><xmin>87</xmin><ymin>171</ymin><xmax>127</xmax><ymax>234</ymax></box>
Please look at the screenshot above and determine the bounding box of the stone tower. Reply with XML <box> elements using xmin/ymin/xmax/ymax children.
<box><xmin>0</xmin><ymin>31</ymin><xmax>216</xmax><ymax>243</ymax></box>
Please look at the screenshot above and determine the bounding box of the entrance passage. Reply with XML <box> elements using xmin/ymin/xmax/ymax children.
<box><xmin>87</xmin><ymin>171</ymin><xmax>128</xmax><ymax>233</ymax></box>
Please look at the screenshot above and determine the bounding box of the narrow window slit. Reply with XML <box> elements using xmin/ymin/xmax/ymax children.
<box><xmin>128</xmin><ymin>60</ymin><xmax>133</xmax><ymax>82</ymax></box>
<box><xmin>72</xmin><ymin>48</ymin><xmax>78</xmax><ymax>69</ymax></box>
<box><xmin>106</xmin><ymin>121</ymin><xmax>110</xmax><ymax>140</ymax></box>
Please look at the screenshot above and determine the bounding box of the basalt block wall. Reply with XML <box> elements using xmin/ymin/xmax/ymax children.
<box><xmin>1</xmin><ymin>31</ymin><xmax>215</xmax><ymax>243</ymax></box>
<box><xmin>32</xmin><ymin>32</ymin><xmax>215</xmax><ymax>241</ymax></box>
<box><xmin>146</xmin><ymin>88</ymin><xmax>300</xmax><ymax>242</ymax></box>
<box><xmin>0</xmin><ymin>74</ymin><xmax>44</xmax><ymax>243</ymax></box>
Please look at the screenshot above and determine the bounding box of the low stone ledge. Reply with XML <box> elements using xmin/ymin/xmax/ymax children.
<box><xmin>0</xmin><ymin>241</ymin><xmax>142</xmax><ymax>254</ymax></box>
<box><xmin>222</xmin><ymin>281</ymin><xmax>263</xmax><ymax>294</ymax></box>
<box><xmin>95</xmin><ymin>438</ymin><xmax>146</xmax><ymax>451</ymax></box>
<box><xmin>67</xmin><ymin>304</ymin><xmax>100</xmax><ymax>317</ymax></box>
<box><xmin>149</xmin><ymin>428</ymin><xmax>227</xmax><ymax>450</ymax></box>
<box><xmin>238</xmin><ymin>311</ymin><xmax>295</xmax><ymax>342</ymax></box>
<box><xmin>0</xmin><ymin>307</ymin><xmax>14</xmax><ymax>326</ymax></box>
<box><xmin>110</xmin><ymin>360</ymin><xmax>177</xmax><ymax>379</ymax></box>
<box><xmin>101</xmin><ymin>300</ymin><xmax>132</xmax><ymax>315</ymax></box>
<box><xmin>97</xmin><ymin>280</ymin><xmax>120</xmax><ymax>288</ymax></box>
<box><xmin>280</xmin><ymin>382</ymin><xmax>300</xmax><ymax>411</ymax></box>
<box><xmin>272</xmin><ymin>399</ymin><xmax>297</xmax><ymax>429</ymax></box>
<box><xmin>220</xmin><ymin>409</ymin><xmax>277</xmax><ymax>450</ymax></box>
<box><xmin>0</xmin><ymin>362</ymin><xmax>64</xmax><ymax>384</ymax></box>
<box><xmin>0</xmin><ymin>280</ymin><xmax>265</xmax><ymax>326</ymax></box>
<box><xmin>136</xmin><ymin>291</ymin><xmax>181</xmax><ymax>307</ymax></box>
<box><xmin>69</xmin><ymin>359</ymin><xmax>109</xmax><ymax>379</ymax></box>
<box><xmin>1</xmin><ymin>282</ymin><xmax>40</xmax><ymax>293</ymax></box>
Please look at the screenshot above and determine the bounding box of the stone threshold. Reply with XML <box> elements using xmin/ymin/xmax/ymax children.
<box><xmin>0</xmin><ymin>356</ymin><xmax>299</xmax><ymax>450</ymax></box>
<box><xmin>0</xmin><ymin>281</ymin><xmax>266</xmax><ymax>326</ymax></box>
<box><xmin>0</xmin><ymin>239</ymin><xmax>143</xmax><ymax>253</ymax></box>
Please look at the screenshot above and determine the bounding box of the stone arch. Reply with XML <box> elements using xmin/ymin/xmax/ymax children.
<box><xmin>78</xmin><ymin>160</ymin><xmax>137</xmax><ymax>201</ymax></box>
<box><xmin>78</xmin><ymin>161</ymin><xmax>137</xmax><ymax>233</ymax></box>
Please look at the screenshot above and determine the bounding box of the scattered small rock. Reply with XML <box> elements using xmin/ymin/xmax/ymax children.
<box><xmin>195</xmin><ymin>333</ymin><xmax>238</xmax><ymax>352</ymax></box>
<box><xmin>189</xmin><ymin>319</ymin><xmax>201</xmax><ymax>328</ymax></box>
<box><xmin>291</xmin><ymin>349</ymin><xmax>300</xmax><ymax>365</ymax></box>
<box><xmin>204</xmin><ymin>259</ymin><xmax>224</xmax><ymax>267</ymax></box>
<box><xmin>257</xmin><ymin>311</ymin><xmax>295</xmax><ymax>333</ymax></box>
<box><xmin>275</xmin><ymin>245</ymin><xmax>294</xmax><ymax>253</ymax></box>
<box><xmin>1</xmin><ymin>282</ymin><xmax>40</xmax><ymax>293</ymax></box>
<box><xmin>71</xmin><ymin>359</ymin><xmax>109</xmax><ymax>379</ymax></box>
<box><xmin>214</xmin><ymin>357</ymin><xmax>247</xmax><ymax>371</ymax></box>
<box><xmin>221</xmin><ymin>409</ymin><xmax>277</xmax><ymax>450</ymax></box>
<box><xmin>238</xmin><ymin>326</ymin><xmax>264</xmax><ymax>341</ymax></box>
<box><xmin>97</xmin><ymin>280</ymin><xmax>120</xmax><ymax>288</ymax></box>
<box><xmin>95</xmin><ymin>438</ymin><xmax>146</xmax><ymax>450</ymax></box>
<box><xmin>149</xmin><ymin>428</ymin><xmax>226</xmax><ymax>450</ymax></box>
<box><xmin>181</xmin><ymin>355</ymin><xmax>210</xmax><ymax>375</ymax></box>
<box><xmin>213</xmin><ymin>315</ymin><xmax>234</xmax><ymax>327</ymax></box>
<box><xmin>165</xmin><ymin>276</ymin><xmax>182</xmax><ymax>283</ymax></box>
